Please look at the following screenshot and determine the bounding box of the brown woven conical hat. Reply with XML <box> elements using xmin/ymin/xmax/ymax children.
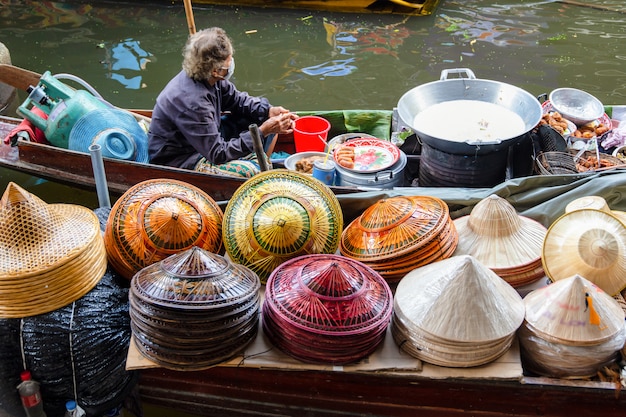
<box><xmin>105</xmin><ymin>179</ymin><xmax>224</xmax><ymax>279</ymax></box>
<box><xmin>0</xmin><ymin>182</ymin><xmax>106</xmax><ymax>318</ymax></box>
<box><xmin>524</xmin><ymin>274</ymin><xmax>625</xmax><ymax>345</ymax></box>
<box><xmin>394</xmin><ymin>255</ymin><xmax>525</xmax><ymax>343</ymax></box>
<box><xmin>542</xmin><ymin>209</ymin><xmax>626</xmax><ymax>296</ymax></box>
<box><xmin>453</xmin><ymin>195</ymin><xmax>547</xmax><ymax>268</ymax></box>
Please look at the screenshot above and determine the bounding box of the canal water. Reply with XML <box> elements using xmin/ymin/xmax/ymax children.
<box><xmin>1</xmin><ymin>0</ymin><xmax>626</xmax><ymax>208</ymax></box>
<box><xmin>0</xmin><ymin>1</ymin><xmax>625</xmax><ymax>416</ymax></box>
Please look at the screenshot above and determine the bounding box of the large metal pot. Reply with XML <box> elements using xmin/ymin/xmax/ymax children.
<box><xmin>397</xmin><ymin>68</ymin><xmax>542</xmax><ymax>155</ymax></box>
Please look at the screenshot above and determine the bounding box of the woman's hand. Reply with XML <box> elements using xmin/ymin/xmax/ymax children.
<box><xmin>260</xmin><ymin>109</ymin><xmax>297</xmax><ymax>136</ymax></box>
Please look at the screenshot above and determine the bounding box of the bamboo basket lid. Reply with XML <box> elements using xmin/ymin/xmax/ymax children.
<box><xmin>523</xmin><ymin>274</ymin><xmax>625</xmax><ymax>346</ymax></box>
<box><xmin>542</xmin><ymin>208</ymin><xmax>626</xmax><ymax>296</ymax></box>
<box><xmin>453</xmin><ymin>195</ymin><xmax>547</xmax><ymax>269</ymax></box>
<box><xmin>223</xmin><ymin>170</ymin><xmax>343</xmax><ymax>283</ymax></box>
<box><xmin>104</xmin><ymin>179</ymin><xmax>224</xmax><ymax>280</ymax></box>
<box><xmin>394</xmin><ymin>255</ymin><xmax>525</xmax><ymax>343</ymax></box>
<box><xmin>0</xmin><ymin>182</ymin><xmax>106</xmax><ymax>318</ymax></box>
<box><xmin>340</xmin><ymin>196</ymin><xmax>450</xmax><ymax>262</ymax></box>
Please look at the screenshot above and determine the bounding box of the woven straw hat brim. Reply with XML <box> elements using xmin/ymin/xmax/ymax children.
<box><xmin>523</xmin><ymin>275</ymin><xmax>626</xmax><ymax>345</ymax></box>
<box><xmin>0</xmin><ymin>219</ymin><xmax>106</xmax><ymax>318</ymax></box>
<box><xmin>391</xmin><ymin>314</ymin><xmax>515</xmax><ymax>367</ymax></box>
<box><xmin>518</xmin><ymin>322</ymin><xmax>626</xmax><ymax>379</ymax></box>
<box><xmin>394</xmin><ymin>255</ymin><xmax>525</xmax><ymax>343</ymax></box>
<box><xmin>454</xmin><ymin>215</ymin><xmax>546</xmax><ymax>268</ymax></box>
<box><xmin>0</xmin><ymin>183</ymin><xmax>107</xmax><ymax>318</ymax></box>
<box><xmin>542</xmin><ymin>209</ymin><xmax>626</xmax><ymax>296</ymax></box>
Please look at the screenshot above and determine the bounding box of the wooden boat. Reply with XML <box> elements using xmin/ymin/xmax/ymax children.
<box><xmin>0</xmin><ymin>64</ymin><xmax>406</xmax><ymax>201</ymax></box>
<box><xmin>176</xmin><ymin>0</ymin><xmax>441</xmax><ymax>16</ymax></box>
<box><xmin>0</xmin><ymin>112</ymin><xmax>402</xmax><ymax>201</ymax></box>
<box><xmin>3</xmin><ymin>67</ymin><xmax>626</xmax><ymax>417</ymax></box>
<box><xmin>129</xmin><ymin>168</ymin><xmax>626</xmax><ymax>417</ymax></box>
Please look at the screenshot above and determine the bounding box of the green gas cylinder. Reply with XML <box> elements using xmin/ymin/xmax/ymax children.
<box><xmin>17</xmin><ymin>71</ymin><xmax>108</xmax><ymax>148</ymax></box>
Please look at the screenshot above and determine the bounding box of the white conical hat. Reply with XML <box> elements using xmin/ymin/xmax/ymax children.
<box><xmin>542</xmin><ymin>208</ymin><xmax>626</xmax><ymax>296</ymax></box>
<box><xmin>523</xmin><ymin>274</ymin><xmax>625</xmax><ymax>345</ymax></box>
<box><xmin>394</xmin><ymin>255</ymin><xmax>525</xmax><ymax>343</ymax></box>
<box><xmin>565</xmin><ymin>195</ymin><xmax>610</xmax><ymax>214</ymax></box>
<box><xmin>453</xmin><ymin>195</ymin><xmax>547</xmax><ymax>268</ymax></box>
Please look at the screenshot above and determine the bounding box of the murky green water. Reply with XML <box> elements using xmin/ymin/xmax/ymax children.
<box><xmin>0</xmin><ymin>1</ymin><xmax>625</xmax><ymax>415</ymax></box>
<box><xmin>2</xmin><ymin>0</ymin><xmax>625</xmax><ymax>207</ymax></box>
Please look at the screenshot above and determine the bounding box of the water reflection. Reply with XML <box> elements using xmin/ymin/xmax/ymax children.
<box><xmin>2</xmin><ymin>0</ymin><xmax>626</xmax><ymax>201</ymax></box>
<box><xmin>100</xmin><ymin>39</ymin><xmax>154</xmax><ymax>89</ymax></box>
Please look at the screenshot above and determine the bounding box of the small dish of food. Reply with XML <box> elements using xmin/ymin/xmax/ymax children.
<box><xmin>283</xmin><ymin>151</ymin><xmax>328</xmax><ymax>175</ymax></box>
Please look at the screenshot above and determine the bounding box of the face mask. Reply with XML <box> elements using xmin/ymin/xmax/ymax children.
<box><xmin>221</xmin><ymin>58</ymin><xmax>235</xmax><ymax>81</ymax></box>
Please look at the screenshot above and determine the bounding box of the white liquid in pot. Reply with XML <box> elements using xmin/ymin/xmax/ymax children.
<box><xmin>413</xmin><ymin>100</ymin><xmax>526</xmax><ymax>143</ymax></box>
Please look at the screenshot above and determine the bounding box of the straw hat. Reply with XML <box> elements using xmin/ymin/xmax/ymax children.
<box><xmin>565</xmin><ymin>195</ymin><xmax>610</xmax><ymax>214</ymax></box>
<box><xmin>105</xmin><ymin>179</ymin><xmax>224</xmax><ymax>280</ymax></box>
<box><xmin>542</xmin><ymin>209</ymin><xmax>626</xmax><ymax>296</ymax></box>
<box><xmin>130</xmin><ymin>246</ymin><xmax>261</xmax><ymax>370</ymax></box>
<box><xmin>0</xmin><ymin>182</ymin><xmax>106</xmax><ymax>318</ymax></box>
<box><xmin>523</xmin><ymin>274</ymin><xmax>625</xmax><ymax>345</ymax></box>
<box><xmin>565</xmin><ymin>195</ymin><xmax>626</xmax><ymax>225</ymax></box>
<box><xmin>453</xmin><ymin>195</ymin><xmax>547</xmax><ymax>269</ymax></box>
<box><xmin>392</xmin><ymin>255</ymin><xmax>524</xmax><ymax>367</ymax></box>
<box><xmin>340</xmin><ymin>195</ymin><xmax>458</xmax><ymax>283</ymax></box>
<box><xmin>223</xmin><ymin>170</ymin><xmax>343</xmax><ymax>283</ymax></box>
<box><xmin>394</xmin><ymin>255</ymin><xmax>525</xmax><ymax>343</ymax></box>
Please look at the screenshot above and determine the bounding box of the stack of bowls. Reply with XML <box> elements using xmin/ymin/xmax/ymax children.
<box><xmin>262</xmin><ymin>254</ymin><xmax>393</xmax><ymax>364</ymax></box>
<box><xmin>340</xmin><ymin>195</ymin><xmax>458</xmax><ymax>283</ymax></box>
<box><xmin>129</xmin><ymin>246</ymin><xmax>261</xmax><ymax>370</ymax></box>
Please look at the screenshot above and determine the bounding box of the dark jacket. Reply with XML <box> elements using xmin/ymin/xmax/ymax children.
<box><xmin>148</xmin><ymin>70</ymin><xmax>271</xmax><ymax>169</ymax></box>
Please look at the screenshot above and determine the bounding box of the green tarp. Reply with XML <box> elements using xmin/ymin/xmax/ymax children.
<box><xmin>336</xmin><ymin>170</ymin><xmax>626</xmax><ymax>227</ymax></box>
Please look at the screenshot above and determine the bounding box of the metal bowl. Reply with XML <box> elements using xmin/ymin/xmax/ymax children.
<box><xmin>548</xmin><ymin>88</ymin><xmax>604</xmax><ymax>126</ymax></box>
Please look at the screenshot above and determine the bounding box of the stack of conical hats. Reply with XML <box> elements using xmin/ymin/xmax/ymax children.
<box><xmin>392</xmin><ymin>255</ymin><xmax>525</xmax><ymax>367</ymax></box>
<box><xmin>130</xmin><ymin>246</ymin><xmax>261</xmax><ymax>370</ymax></box>
<box><xmin>0</xmin><ymin>182</ymin><xmax>106</xmax><ymax>318</ymax></box>
<box><xmin>262</xmin><ymin>254</ymin><xmax>393</xmax><ymax>364</ymax></box>
<box><xmin>542</xmin><ymin>207</ymin><xmax>626</xmax><ymax>296</ymax></box>
<box><xmin>453</xmin><ymin>195</ymin><xmax>547</xmax><ymax>287</ymax></box>
<box><xmin>104</xmin><ymin>179</ymin><xmax>224</xmax><ymax>279</ymax></box>
<box><xmin>518</xmin><ymin>275</ymin><xmax>626</xmax><ymax>378</ymax></box>
<box><xmin>223</xmin><ymin>170</ymin><xmax>343</xmax><ymax>284</ymax></box>
<box><xmin>340</xmin><ymin>196</ymin><xmax>458</xmax><ymax>283</ymax></box>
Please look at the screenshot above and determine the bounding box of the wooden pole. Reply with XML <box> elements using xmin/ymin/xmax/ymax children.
<box><xmin>183</xmin><ymin>0</ymin><xmax>197</xmax><ymax>35</ymax></box>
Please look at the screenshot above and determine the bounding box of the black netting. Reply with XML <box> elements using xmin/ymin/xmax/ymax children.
<box><xmin>0</xmin><ymin>267</ymin><xmax>138</xmax><ymax>417</ymax></box>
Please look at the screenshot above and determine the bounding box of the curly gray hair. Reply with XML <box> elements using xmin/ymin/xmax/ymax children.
<box><xmin>182</xmin><ymin>27</ymin><xmax>234</xmax><ymax>81</ymax></box>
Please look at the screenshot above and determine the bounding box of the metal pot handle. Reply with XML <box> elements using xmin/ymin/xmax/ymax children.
<box><xmin>465</xmin><ymin>139</ymin><xmax>502</xmax><ymax>146</ymax></box>
<box><xmin>440</xmin><ymin>68</ymin><xmax>476</xmax><ymax>80</ymax></box>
